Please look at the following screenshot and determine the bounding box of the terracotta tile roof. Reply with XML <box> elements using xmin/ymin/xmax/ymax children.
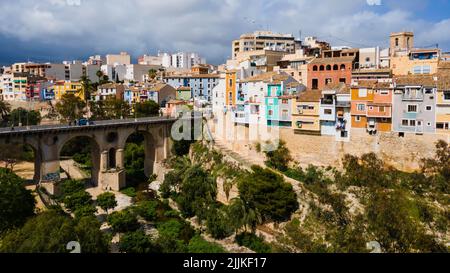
<box><xmin>167</xmin><ymin>99</ymin><xmax>188</xmax><ymax>104</ymax></box>
<box><xmin>98</xmin><ymin>83</ymin><xmax>124</xmax><ymax>89</ymax></box>
<box><xmin>148</xmin><ymin>83</ymin><xmax>171</xmax><ymax>92</ymax></box>
<box><xmin>394</xmin><ymin>75</ymin><xmax>437</xmax><ymax>87</ymax></box>
<box><xmin>297</xmin><ymin>89</ymin><xmax>322</xmax><ymax>102</ymax></box>
<box><xmin>177</xmin><ymin>86</ymin><xmax>191</xmax><ymax>91</ymax></box>
<box><xmin>309</xmin><ymin>56</ymin><xmax>355</xmax><ymax>65</ymax></box>
<box><xmin>164</xmin><ymin>74</ymin><xmax>220</xmax><ymax>79</ymax></box>
<box><xmin>352</xmin><ymin>68</ymin><xmax>392</xmax><ymax>74</ymax></box>
<box><xmin>242</xmin><ymin>71</ymin><xmax>290</xmax><ymax>83</ymax></box>
<box><xmin>354</xmin><ymin>80</ymin><xmax>392</xmax><ymax>89</ymax></box>
<box><xmin>279</xmin><ymin>95</ymin><xmax>295</xmax><ymax>99</ymax></box>
<box><xmin>323</xmin><ymin>82</ymin><xmax>350</xmax><ymax>94</ymax></box>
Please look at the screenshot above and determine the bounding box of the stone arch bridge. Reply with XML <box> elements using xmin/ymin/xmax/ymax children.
<box><xmin>0</xmin><ymin>117</ymin><xmax>179</xmax><ymax>194</ymax></box>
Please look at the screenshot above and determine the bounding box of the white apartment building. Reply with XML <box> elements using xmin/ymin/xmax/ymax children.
<box><xmin>159</xmin><ymin>52</ymin><xmax>206</xmax><ymax>69</ymax></box>
<box><xmin>232</xmin><ymin>31</ymin><xmax>299</xmax><ymax>59</ymax></box>
<box><xmin>0</xmin><ymin>73</ymin><xmax>14</xmax><ymax>101</ymax></box>
<box><xmin>138</xmin><ymin>55</ymin><xmax>163</xmax><ymax>66</ymax></box>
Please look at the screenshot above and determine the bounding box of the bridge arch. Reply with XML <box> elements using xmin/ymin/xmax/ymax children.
<box><xmin>121</xmin><ymin>130</ymin><xmax>157</xmax><ymax>182</ymax></box>
<box><xmin>58</xmin><ymin>134</ymin><xmax>101</xmax><ymax>187</ymax></box>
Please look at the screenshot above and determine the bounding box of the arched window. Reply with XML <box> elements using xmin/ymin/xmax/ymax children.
<box><xmin>108</xmin><ymin>148</ymin><xmax>116</xmax><ymax>169</ymax></box>
<box><xmin>333</xmin><ymin>64</ymin><xmax>338</xmax><ymax>70</ymax></box>
<box><xmin>326</xmin><ymin>65</ymin><xmax>331</xmax><ymax>71</ymax></box>
<box><xmin>340</xmin><ymin>64</ymin><xmax>346</xmax><ymax>70</ymax></box>
<box><xmin>313</xmin><ymin>65</ymin><xmax>318</xmax><ymax>71</ymax></box>
<box><xmin>319</xmin><ymin>65</ymin><xmax>325</xmax><ymax>71</ymax></box>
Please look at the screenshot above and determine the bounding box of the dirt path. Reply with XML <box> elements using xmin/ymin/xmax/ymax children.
<box><xmin>60</xmin><ymin>159</ymin><xmax>89</xmax><ymax>180</ymax></box>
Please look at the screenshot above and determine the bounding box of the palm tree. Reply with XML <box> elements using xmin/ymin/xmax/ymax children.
<box><xmin>79</xmin><ymin>75</ymin><xmax>93</xmax><ymax>103</ymax></box>
<box><xmin>96</xmin><ymin>70</ymin><xmax>104</xmax><ymax>83</ymax></box>
<box><xmin>148</xmin><ymin>69</ymin><xmax>157</xmax><ymax>82</ymax></box>
<box><xmin>228</xmin><ymin>197</ymin><xmax>262</xmax><ymax>234</ymax></box>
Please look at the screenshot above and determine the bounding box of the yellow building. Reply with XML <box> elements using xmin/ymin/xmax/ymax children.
<box><xmin>436</xmin><ymin>63</ymin><xmax>450</xmax><ymax>134</ymax></box>
<box><xmin>53</xmin><ymin>81</ymin><xmax>84</xmax><ymax>100</ymax></box>
<box><xmin>12</xmin><ymin>72</ymin><xmax>28</xmax><ymax>101</ymax></box>
<box><xmin>292</xmin><ymin>89</ymin><xmax>322</xmax><ymax>134</ymax></box>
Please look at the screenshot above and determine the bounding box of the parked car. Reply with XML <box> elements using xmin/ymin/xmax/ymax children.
<box><xmin>77</xmin><ymin>119</ymin><xmax>94</xmax><ymax>126</ymax></box>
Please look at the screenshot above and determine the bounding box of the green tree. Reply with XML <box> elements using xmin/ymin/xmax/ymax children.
<box><xmin>237</xmin><ymin>166</ymin><xmax>298</xmax><ymax>223</ymax></box>
<box><xmin>206</xmin><ymin>207</ymin><xmax>233</xmax><ymax>239</ymax></box>
<box><xmin>119</xmin><ymin>230</ymin><xmax>159</xmax><ymax>253</ymax></box>
<box><xmin>88</xmin><ymin>100</ymin><xmax>107</xmax><ymax>120</ymax></box>
<box><xmin>227</xmin><ymin>197</ymin><xmax>261</xmax><ymax>234</ymax></box>
<box><xmin>79</xmin><ymin>75</ymin><xmax>93</xmax><ymax>102</ymax></box>
<box><xmin>188</xmin><ymin>235</ymin><xmax>226</xmax><ymax>253</ymax></box>
<box><xmin>74</xmin><ymin>216</ymin><xmax>110</xmax><ymax>253</ymax></box>
<box><xmin>96</xmin><ymin>192</ymin><xmax>117</xmax><ymax>215</ymax></box>
<box><xmin>264</xmin><ymin>140</ymin><xmax>292</xmax><ymax>172</ymax></box>
<box><xmin>235</xmin><ymin>233</ymin><xmax>272</xmax><ymax>253</ymax></box>
<box><xmin>0</xmin><ymin>169</ymin><xmax>36</xmax><ymax>233</ymax></box>
<box><xmin>63</xmin><ymin>190</ymin><xmax>94</xmax><ymax>213</ymax></box>
<box><xmin>421</xmin><ymin>140</ymin><xmax>449</xmax><ymax>193</ymax></box>
<box><xmin>366</xmin><ymin>189</ymin><xmax>445</xmax><ymax>253</ymax></box>
<box><xmin>55</xmin><ymin>93</ymin><xmax>86</xmax><ymax>122</ymax></box>
<box><xmin>135</xmin><ymin>100</ymin><xmax>160</xmax><ymax>117</ymax></box>
<box><xmin>155</xmin><ymin>219</ymin><xmax>194</xmax><ymax>253</ymax></box>
<box><xmin>0</xmin><ymin>210</ymin><xmax>76</xmax><ymax>253</ymax></box>
<box><xmin>96</xmin><ymin>70</ymin><xmax>104</xmax><ymax>83</ymax></box>
<box><xmin>103</xmin><ymin>97</ymin><xmax>131</xmax><ymax>119</ymax></box>
<box><xmin>59</xmin><ymin>180</ymin><xmax>85</xmax><ymax>199</ymax></box>
<box><xmin>133</xmin><ymin>200</ymin><xmax>158</xmax><ymax>221</ymax></box>
<box><xmin>107</xmin><ymin>209</ymin><xmax>139</xmax><ymax>233</ymax></box>
<box><xmin>9</xmin><ymin>108</ymin><xmax>41</xmax><ymax>126</ymax></box>
<box><xmin>177</xmin><ymin>165</ymin><xmax>217</xmax><ymax>219</ymax></box>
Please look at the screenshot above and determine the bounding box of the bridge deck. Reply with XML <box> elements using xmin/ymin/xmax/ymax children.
<box><xmin>0</xmin><ymin>116</ymin><xmax>179</xmax><ymax>137</ymax></box>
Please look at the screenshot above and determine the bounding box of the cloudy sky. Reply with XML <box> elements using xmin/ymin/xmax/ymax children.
<box><xmin>0</xmin><ymin>0</ymin><xmax>449</xmax><ymax>65</ymax></box>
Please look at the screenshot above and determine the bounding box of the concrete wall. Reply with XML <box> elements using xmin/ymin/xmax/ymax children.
<box><xmin>213</xmin><ymin>115</ymin><xmax>450</xmax><ymax>172</ymax></box>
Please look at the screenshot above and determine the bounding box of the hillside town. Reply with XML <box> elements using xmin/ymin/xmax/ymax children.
<box><xmin>1</xmin><ymin>30</ymin><xmax>449</xmax><ymax>140</ymax></box>
<box><xmin>0</xmin><ymin>28</ymin><xmax>449</xmax><ymax>257</ymax></box>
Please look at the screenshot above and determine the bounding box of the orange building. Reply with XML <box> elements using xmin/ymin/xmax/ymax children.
<box><xmin>307</xmin><ymin>56</ymin><xmax>355</xmax><ymax>90</ymax></box>
<box><xmin>225</xmin><ymin>70</ymin><xmax>237</xmax><ymax>106</ymax></box>
<box><xmin>351</xmin><ymin>80</ymin><xmax>393</xmax><ymax>134</ymax></box>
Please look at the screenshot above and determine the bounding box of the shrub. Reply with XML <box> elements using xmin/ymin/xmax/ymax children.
<box><xmin>107</xmin><ymin>209</ymin><xmax>139</xmax><ymax>233</ymax></box>
<box><xmin>119</xmin><ymin>230</ymin><xmax>160</xmax><ymax>253</ymax></box>
<box><xmin>121</xmin><ymin>187</ymin><xmax>137</xmax><ymax>198</ymax></box>
<box><xmin>133</xmin><ymin>201</ymin><xmax>158</xmax><ymax>221</ymax></box>
<box><xmin>235</xmin><ymin>233</ymin><xmax>272</xmax><ymax>253</ymax></box>
<box><xmin>237</xmin><ymin>166</ymin><xmax>299</xmax><ymax>223</ymax></box>
<box><xmin>188</xmin><ymin>235</ymin><xmax>227</xmax><ymax>253</ymax></box>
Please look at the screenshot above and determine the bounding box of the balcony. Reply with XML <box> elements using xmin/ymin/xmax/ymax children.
<box><xmin>320</xmin><ymin>98</ymin><xmax>335</xmax><ymax>105</ymax></box>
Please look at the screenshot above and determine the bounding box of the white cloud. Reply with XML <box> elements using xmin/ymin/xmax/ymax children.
<box><xmin>366</xmin><ymin>0</ymin><xmax>382</xmax><ymax>6</ymax></box>
<box><xmin>0</xmin><ymin>0</ymin><xmax>448</xmax><ymax>64</ymax></box>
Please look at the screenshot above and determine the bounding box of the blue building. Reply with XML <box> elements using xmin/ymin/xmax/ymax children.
<box><xmin>164</xmin><ymin>74</ymin><xmax>219</xmax><ymax>103</ymax></box>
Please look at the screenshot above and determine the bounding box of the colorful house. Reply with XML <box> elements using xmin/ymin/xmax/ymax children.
<box><xmin>307</xmin><ymin>56</ymin><xmax>355</xmax><ymax>90</ymax></box>
<box><xmin>176</xmin><ymin>86</ymin><xmax>192</xmax><ymax>101</ymax></box>
<box><xmin>436</xmin><ymin>66</ymin><xmax>450</xmax><ymax>134</ymax></box>
<box><xmin>392</xmin><ymin>75</ymin><xmax>437</xmax><ymax>135</ymax></box>
<box><xmin>12</xmin><ymin>72</ymin><xmax>28</xmax><ymax>101</ymax></box>
<box><xmin>53</xmin><ymin>81</ymin><xmax>83</xmax><ymax>100</ymax></box>
<box><xmin>292</xmin><ymin>90</ymin><xmax>322</xmax><ymax>135</ymax></box>
<box><xmin>351</xmin><ymin>81</ymin><xmax>393</xmax><ymax>135</ymax></box>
